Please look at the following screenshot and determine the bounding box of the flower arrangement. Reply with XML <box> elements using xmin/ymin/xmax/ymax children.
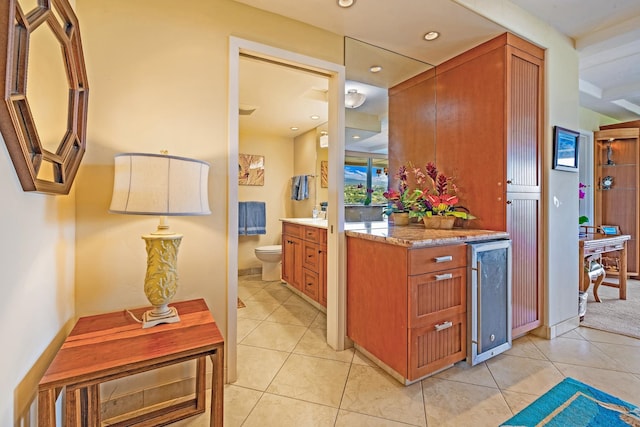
<box><xmin>383</xmin><ymin>162</ymin><xmax>475</xmax><ymax>220</ymax></box>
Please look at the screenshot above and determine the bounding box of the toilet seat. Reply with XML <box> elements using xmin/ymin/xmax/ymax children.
<box><xmin>255</xmin><ymin>245</ymin><xmax>282</xmax><ymax>254</ymax></box>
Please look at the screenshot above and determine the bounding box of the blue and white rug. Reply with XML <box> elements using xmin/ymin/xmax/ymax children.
<box><xmin>501</xmin><ymin>377</ymin><xmax>640</xmax><ymax>426</ymax></box>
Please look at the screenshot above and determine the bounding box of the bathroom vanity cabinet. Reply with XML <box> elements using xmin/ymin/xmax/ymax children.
<box><xmin>345</xmin><ymin>225</ymin><xmax>509</xmax><ymax>384</ymax></box>
<box><xmin>281</xmin><ymin>220</ymin><xmax>327</xmax><ymax>308</ymax></box>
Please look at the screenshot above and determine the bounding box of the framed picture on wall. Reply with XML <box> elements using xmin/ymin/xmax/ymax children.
<box><xmin>553</xmin><ymin>126</ymin><xmax>580</xmax><ymax>172</ymax></box>
<box><xmin>238</xmin><ymin>154</ymin><xmax>265</xmax><ymax>185</ymax></box>
<box><xmin>321</xmin><ymin>161</ymin><xmax>328</xmax><ymax>188</ymax></box>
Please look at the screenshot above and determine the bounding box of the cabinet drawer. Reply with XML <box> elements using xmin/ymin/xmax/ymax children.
<box><xmin>303</xmin><ymin>241</ymin><xmax>320</xmax><ymax>271</ymax></box>
<box><xmin>302</xmin><ymin>268</ymin><xmax>319</xmax><ymax>300</ymax></box>
<box><xmin>408</xmin><ymin>245</ymin><xmax>466</xmax><ymax>275</ymax></box>
<box><xmin>408</xmin><ymin>267</ymin><xmax>466</xmax><ymax>328</ymax></box>
<box><xmin>283</xmin><ymin>222</ymin><xmax>302</xmax><ymax>238</ymax></box>
<box><xmin>302</xmin><ymin>226</ymin><xmax>320</xmax><ymax>243</ymax></box>
<box><xmin>408</xmin><ymin>312</ymin><xmax>466</xmax><ymax>381</ymax></box>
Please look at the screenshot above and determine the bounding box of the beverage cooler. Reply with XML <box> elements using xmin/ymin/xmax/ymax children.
<box><xmin>467</xmin><ymin>239</ymin><xmax>512</xmax><ymax>366</ymax></box>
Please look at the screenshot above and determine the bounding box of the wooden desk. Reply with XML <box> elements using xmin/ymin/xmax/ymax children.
<box><xmin>579</xmin><ymin>234</ymin><xmax>631</xmax><ymax>301</ymax></box>
<box><xmin>38</xmin><ymin>298</ymin><xmax>224</xmax><ymax>427</ymax></box>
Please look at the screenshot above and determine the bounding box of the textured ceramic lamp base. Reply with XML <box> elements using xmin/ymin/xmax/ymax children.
<box><xmin>142</xmin><ymin>233</ymin><xmax>182</xmax><ymax>328</ymax></box>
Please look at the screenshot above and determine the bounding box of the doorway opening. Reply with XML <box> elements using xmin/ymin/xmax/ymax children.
<box><xmin>228</xmin><ymin>37</ymin><xmax>346</xmax><ymax>382</ymax></box>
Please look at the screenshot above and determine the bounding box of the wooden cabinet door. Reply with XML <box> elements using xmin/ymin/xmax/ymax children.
<box><xmin>408</xmin><ymin>312</ymin><xmax>466</xmax><ymax>381</ymax></box>
<box><xmin>435</xmin><ymin>46</ymin><xmax>506</xmax><ymax>231</ymax></box>
<box><xmin>388</xmin><ymin>70</ymin><xmax>436</xmax><ymax>186</ymax></box>
<box><xmin>505</xmin><ymin>46</ymin><xmax>543</xmax><ymax>194</ymax></box>
<box><xmin>507</xmin><ymin>192</ymin><xmax>542</xmax><ymax>336</ymax></box>
<box><xmin>319</xmin><ymin>244</ymin><xmax>327</xmax><ymax>307</ymax></box>
<box><xmin>408</xmin><ymin>267</ymin><xmax>466</xmax><ymax>329</ymax></box>
<box><xmin>282</xmin><ymin>235</ymin><xmax>302</xmax><ymax>290</ymax></box>
<box><xmin>302</xmin><ymin>268</ymin><xmax>319</xmax><ymax>300</ymax></box>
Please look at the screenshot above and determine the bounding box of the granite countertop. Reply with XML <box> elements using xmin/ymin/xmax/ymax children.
<box><xmin>345</xmin><ymin>221</ymin><xmax>509</xmax><ymax>248</ymax></box>
<box><xmin>280</xmin><ymin>218</ymin><xmax>328</xmax><ymax>229</ymax></box>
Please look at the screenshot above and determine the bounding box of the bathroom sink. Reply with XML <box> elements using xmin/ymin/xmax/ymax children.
<box><xmin>280</xmin><ymin>218</ymin><xmax>328</xmax><ymax>227</ymax></box>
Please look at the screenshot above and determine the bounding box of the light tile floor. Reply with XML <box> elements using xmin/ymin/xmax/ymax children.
<box><xmin>174</xmin><ymin>275</ymin><xmax>640</xmax><ymax>426</ymax></box>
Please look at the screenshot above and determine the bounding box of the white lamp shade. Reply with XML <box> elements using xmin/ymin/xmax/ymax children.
<box><xmin>110</xmin><ymin>153</ymin><xmax>211</xmax><ymax>216</ymax></box>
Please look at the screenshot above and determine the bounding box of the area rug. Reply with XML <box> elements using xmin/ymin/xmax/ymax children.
<box><xmin>580</xmin><ymin>279</ymin><xmax>640</xmax><ymax>339</ymax></box>
<box><xmin>501</xmin><ymin>377</ymin><xmax>640</xmax><ymax>426</ymax></box>
<box><xmin>237</xmin><ymin>298</ymin><xmax>246</xmax><ymax>309</ymax></box>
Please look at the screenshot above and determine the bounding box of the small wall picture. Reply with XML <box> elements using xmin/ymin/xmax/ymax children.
<box><xmin>239</xmin><ymin>154</ymin><xmax>264</xmax><ymax>186</ymax></box>
<box><xmin>552</xmin><ymin>126</ymin><xmax>580</xmax><ymax>172</ymax></box>
<box><xmin>321</xmin><ymin>161</ymin><xmax>328</xmax><ymax>188</ymax></box>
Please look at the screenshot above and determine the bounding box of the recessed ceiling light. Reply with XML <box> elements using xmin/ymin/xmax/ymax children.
<box><xmin>310</xmin><ymin>115</ymin><xmax>320</xmax><ymax>120</ymax></box>
<box><xmin>290</xmin><ymin>127</ymin><xmax>299</xmax><ymax>131</ymax></box>
<box><xmin>337</xmin><ymin>0</ymin><xmax>355</xmax><ymax>7</ymax></box>
<box><xmin>424</xmin><ymin>31</ymin><xmax>440</xmax><ymax>41</ymax></box>
<box><xmin>352</xmin><ymin>135</ymin><xmax>361</xmax><ymax>140</ymax></box>
<box><xmin>369</xmin><ymin>65</ymin><xmax>383</xmax><ymax>73</ymax></box>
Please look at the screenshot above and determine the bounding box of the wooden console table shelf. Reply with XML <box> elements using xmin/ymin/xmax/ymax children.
<box><xmin>579</xmin><ymin>234</ymin><xmax>631</xmax><ymax>301</ymax></box>
<box><xmin>38</xmin><ymin>298</ymin><xmax>224</xmax><ymax>427</ymax></box>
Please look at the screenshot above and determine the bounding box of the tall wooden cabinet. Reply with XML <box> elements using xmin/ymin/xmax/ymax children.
<box><xmin>594</xmin><ymin>123</ymin><xmax>640</xmax><ymax>276</ymax></box>
<box><xmin>389</xmin><ymin>33</ymin><xmax>544</xmax><ymax>337</ymax></box>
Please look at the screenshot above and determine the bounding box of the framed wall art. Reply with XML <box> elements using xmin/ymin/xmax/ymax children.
<box><xmin>553</xmin><ymin>126</ymin><xmax>580</xmax><ymax>172</ymax></box>
<box><xmin>321</xmin><ymin>161</ymin><xmax>328</xmax><ymax>188</ymax></box>
<box><xmin>238</xmin><ymin>154</ymin><xmax>264</xmax><ymax>186</ymax></box>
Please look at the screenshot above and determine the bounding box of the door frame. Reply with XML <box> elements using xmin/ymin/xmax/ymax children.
<box><xmin>227</xmin><ymin>36</ymin><xmax>347</xmax><ymax>382</ymax></box>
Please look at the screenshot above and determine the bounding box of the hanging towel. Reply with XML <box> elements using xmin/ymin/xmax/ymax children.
<box><xmin>291</xmin><ymin>175</ymin><xmax>301</xmax><ymax>200</ymax></box>
<box><xmin>239</xmin><ymin>201</ymin><xmax>266</xmax><ymax>235</ymax></box>
<box><xmin>291</xmin><ymin>175</ymin><xmax>309</xmax><ymax>201</ymax></box>
<box><xmin>238</xmin><ymin>201</ymin><xmax>247</xmax><ymax>235</ymax></box>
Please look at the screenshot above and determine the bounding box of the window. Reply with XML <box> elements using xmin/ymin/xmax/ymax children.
<box><xmin>344</xmin><ymin>155</ymin><xmax>388</xmax><ymax>205</ymax></box>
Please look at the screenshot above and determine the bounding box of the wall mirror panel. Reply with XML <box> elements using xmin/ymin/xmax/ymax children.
<box><xmin>343</xmin><ymin>37</ymin><xmax>434</xmax><ymax>157</ymax></box>
<box><xmin>0</xmin><ymin>0</ymin><xmax>88</xmax><ymax>194</ymax></box>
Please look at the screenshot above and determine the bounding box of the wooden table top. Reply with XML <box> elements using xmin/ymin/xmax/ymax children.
<box><xmin>579</xmin><ymin>233</ymin><xmax>631</xmax><ymax>248</ymax></box>
<box><xmin>39</xmin><ymin>298</ymin><xmax>224</xmax><ymax>389</ymax></box>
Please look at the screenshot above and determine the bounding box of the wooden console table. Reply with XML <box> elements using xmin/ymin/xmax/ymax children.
<box><xmin>579</xmin><ymin>233</ymin><xmax>631</xmax><ymax>301</ymax></box>
<box><xmin>38</xmin><ymin>298</ymin><xmax>224</xmax><ymax>426</ymax></box>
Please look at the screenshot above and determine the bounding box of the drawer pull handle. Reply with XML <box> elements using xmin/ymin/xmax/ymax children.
<box><xmin>434</xmin><ymin>273</ymin><xmax>453</xmax><ymax>281</ymax></box>
<box><xmin>435</xmin><ymin>321</ymin><xmax>453</xmax><ymax>331</ymax></box>
<box><xmin>434</xmin><ymin>255</ymin><xmax>453</xmax><ymax>263</ymax></box>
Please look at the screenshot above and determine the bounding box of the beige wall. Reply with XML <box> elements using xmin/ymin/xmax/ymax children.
<box><xmin>579</xmin><ymin>107</ymin><xmax>619</xmax><ymax>132</ymax></box>
<box><xmin>71</xmin><ymin>0</ymin><xmax>343</xmax><ymax>398</ymax></box>
<box><xmin>292</xmin><ymin>128</ymin><xmax>322</xmax><ymax>218</ymax></box>
<box><xmin>1</xmin><ymin>140</ymin><xmax>77</xmax><ymax>425</ymax></box>
<box><xmin>2</xmin><ymin>0</ymin><xmax>78</xmax><ymax>421</ymax></box>
<box><xmin>238</xmin><ymin>133</ymin><xmax>294</xmax><ymax>271</ymax></box>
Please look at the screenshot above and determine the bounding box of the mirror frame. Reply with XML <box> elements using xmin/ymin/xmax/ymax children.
<box><xmin>0</xmin><ymin>0</ymin><xmax>88</xmax><ymax>194</ymax></box>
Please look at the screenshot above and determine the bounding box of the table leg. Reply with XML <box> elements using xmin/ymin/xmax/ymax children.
<box><xmin>579</xmin><ymin>245</ymin><xmax>586</xmax><ymax>292</ymax></box>
<box><xmin>195</xmin><ymin>356</ymin><xmax>206</xmax><ymax>412</ymax></box>
<box><xmin>620</xmin><ymin>242</ymin><xmax>628</xmax><ymax>300</ymax></box>
<box><xmin>210</xmin><ymin>348</ymin><xmax>224</xmax><ymax>427</ymax></box>
<box><xmin>38</xmin><ymin>388</ymin><xmax>56</xmax><ymax>427</ymax></box>
<box><xmin>65</xmin><ymin>385</ymin><xmax>99</xmax><ymax>427</ymax></box>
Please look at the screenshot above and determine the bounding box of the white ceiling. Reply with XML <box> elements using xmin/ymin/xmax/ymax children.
<box><xmin>236</xmin><ymin>0</ymin><xmax>640</xmax><ymax>153</ymax></box>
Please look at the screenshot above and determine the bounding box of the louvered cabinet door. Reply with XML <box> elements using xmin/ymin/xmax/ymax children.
<box><xmin>506</xmin><ymin>192</ymin><xmax>542</xmax><ymax>336</ymax></box>
<box><xmin>506</xmin><ymin>46</ymin><xmax>543</xmax><ymax>194</ymax></box>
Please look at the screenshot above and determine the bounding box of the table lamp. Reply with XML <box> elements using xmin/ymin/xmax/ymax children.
<box><xmin>109</xmin><ymin>152</ymin><xmax>211</xmax><ymax>328</ymax></box>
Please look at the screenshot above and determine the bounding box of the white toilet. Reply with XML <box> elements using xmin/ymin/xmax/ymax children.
<box><xmin>254</xmin><ymin>245</ymin><xmax>282</xmax><ymax>281</ymax></box>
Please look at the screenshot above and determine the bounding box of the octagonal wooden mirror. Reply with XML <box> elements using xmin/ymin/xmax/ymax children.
<box><xmin>0</xmin><ymin>0</ymin><xmax>88</xmax><ymax>194</ymax></box>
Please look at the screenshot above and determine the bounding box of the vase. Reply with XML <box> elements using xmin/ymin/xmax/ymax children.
<box><xmin>391</xmin><ymin>212</ymin><xmax>410</xmax><ymax>226</ymax></box>
<box><xmin>423</xmin><ymin>216</ymin><xmax>455</xmax><ymax>229</ymax></box>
